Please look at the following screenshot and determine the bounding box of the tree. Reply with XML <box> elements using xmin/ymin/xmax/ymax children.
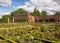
<box><xmin>2</xmin><ymin>15</ymin><xmax>11</xmax><ymax>23</ymax></box>
<box><xmin>11</xmin><ymin>8</ymin><xmax>28</xmax><ymax>17</ymax></box>
<box><xmin>31</xmin><ymin>7</ymin><xmax>41</xmax><ymax>16</ymax></box>
<box><xmin>2</xmin><ymin>15</ymin><xmax>11</xmax><ymax>19</ymax></box>
<box><xmin>41</xmin><ymin>11</ymin><xmax>47</xmax><ymax>16</ymax></box>
<box><xmin>55</xmin><ymin>11</ymin><xmax>60</xmax><ymax>15</ymax></box>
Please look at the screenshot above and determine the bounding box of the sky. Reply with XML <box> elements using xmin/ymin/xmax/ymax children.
<box><xmin>0</xmin><ymin>0</ymin><xmax>60</xmax><ymax>18</ymax></box>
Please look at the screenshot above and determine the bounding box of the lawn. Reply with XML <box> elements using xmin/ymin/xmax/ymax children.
<box><xmin>0</xmin><ymin>23</ymin><xmax>60</xmax><ymax>43</ymax></box>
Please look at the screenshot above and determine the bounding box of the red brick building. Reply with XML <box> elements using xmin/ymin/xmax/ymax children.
<box><xmin>34</xmin><ymin>15</ymin><xmax>60</xmax><ymax>23</ymax></box>
<box><xmin>14</xmin><ymin>13</ymin><xmax>34</xmax><ymax>22</ymax></box>
<box><xmin>14</xmin><ymin>14</ymin><xmax>60</xmax><ymax>23</ymax></box>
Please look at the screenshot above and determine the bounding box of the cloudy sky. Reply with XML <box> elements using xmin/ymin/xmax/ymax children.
<box><xmin>0</xmin><ymin>0</ymin><xmax>60</xmax><ymax>18</ymax></box>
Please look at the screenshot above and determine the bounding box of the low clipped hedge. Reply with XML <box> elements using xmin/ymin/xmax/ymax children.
<box><xmin>0</xmin><ymin>19</ymin><xmax>7</xmax><ymax>23</ymax></box>
<box><xmin>14</xmin><ymin>19</ymin><xmax>27</xmax><ymax>23</ymax></box>
<box><xmin>0</xmin><ymin>18</ymin><xmax>27</xmax><ymax>23</ymax></box>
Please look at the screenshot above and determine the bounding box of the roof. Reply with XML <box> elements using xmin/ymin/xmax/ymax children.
<box><xmin>14</xmin><ymin>14</ymin><xmax>28</xmax><ymax>19</ymax></box>
<box><xmin>34</xmin><ymin>15</ymin><xmax>60</xmax><ymax>20</ymax></box>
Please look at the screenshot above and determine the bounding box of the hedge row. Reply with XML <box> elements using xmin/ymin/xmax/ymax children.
<box><xmin>0</xmin><ymin>19</ymin><xmax>27</xmax><ymax>23</ymax></box>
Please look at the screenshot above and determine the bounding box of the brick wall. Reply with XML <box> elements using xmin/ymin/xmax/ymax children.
<box><xmin>14</xmin><ymin>14</ymin><xmax>60</xmax><ymax>23</ymax></box>
<box><xmin>27</xmin><ymin>14</ymin><xmax>35</xmax><ymax>23</ymax></box>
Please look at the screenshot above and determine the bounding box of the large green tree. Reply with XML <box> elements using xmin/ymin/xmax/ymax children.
<box><xmin>2</xmin><ymin>15</ymin><xmax>11</xmax><ymax>23</ymax></box>
<box><xmin>11</xmin><ymin>8</ymin><xmax>28</xmax><ymax>17</ymax></box>
<box><xmin>41</xmin><ymin>11</ymin><xmax>47</xmax><ymax>16</ymax></box>
<box><xmin>2</xmin><ymin>15</ymin><xmax>11</xmax><ymax>19</ymax></box>
<box><xmin>31</xmin><ymin>8</ymin><xmax>41</xmax><ymax>16</ymax></box>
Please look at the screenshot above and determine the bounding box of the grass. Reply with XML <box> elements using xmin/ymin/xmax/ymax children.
<box><xmin>57</xmin><ymin>41</ymin><xmax>60</xmax><ymax>43</ymax></box>
<box><xmin>0</xmin><ymin>23</ymin><xmax>60</xmax><ymax>43</ymax></box>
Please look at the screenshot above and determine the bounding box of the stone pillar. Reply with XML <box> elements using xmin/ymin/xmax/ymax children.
<box><xmin>32</xmin><ymin>16</ymin><xmax>35</xmax><ymax>22</ymax></box>
<box><xmin>8</xmin><ymin>17</ymin><xmax>9</xmax><ymax>23</ymax></box>
<box><xmin>28</xmin><ymin>14</ymin><xmax>35</xmax><ymax>23</ymax></box>
<box><xmin>13</xmin><ymin>17</ymin><xmax>14</xmax><ymax>23</ymax></box>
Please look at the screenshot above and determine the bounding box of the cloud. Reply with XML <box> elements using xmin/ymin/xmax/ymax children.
<box><xmin>0</xmin><ymin>0</ymin><xmax>12</xmax><ymax>6</ymax></box>
<box><xmin>53</xmin><ymin>0</ymin><xmax>60</xmax><ymax>4</ymax></box>
<box><xmin>17</xmin><ymin>0</ymin><xmax>60</xmax><ymax>14</ymax></box>
<box><xmin>0</xmin><ymin>0</ymin><xmax>59</xmax><ymax>16</ymax></box>
<box><xmin>29</xmin><ymin>0</ymin><xmax>59</xmax><ymax>14</ymax></box>
<box><xmin>16</xmin><ymin>2</ymin><xmax>35</xmax><ymax>12</ymax></box>
<box><xmin>13</xmin><ymin>0</ymin><xmax>60</xmax><ymax>15</ymax></box>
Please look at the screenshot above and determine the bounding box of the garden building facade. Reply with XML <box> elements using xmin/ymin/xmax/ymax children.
<box><xmin>14</xmin><ymin>13</ymin><xmax>60</xmax><ymax>23</ymax></box>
